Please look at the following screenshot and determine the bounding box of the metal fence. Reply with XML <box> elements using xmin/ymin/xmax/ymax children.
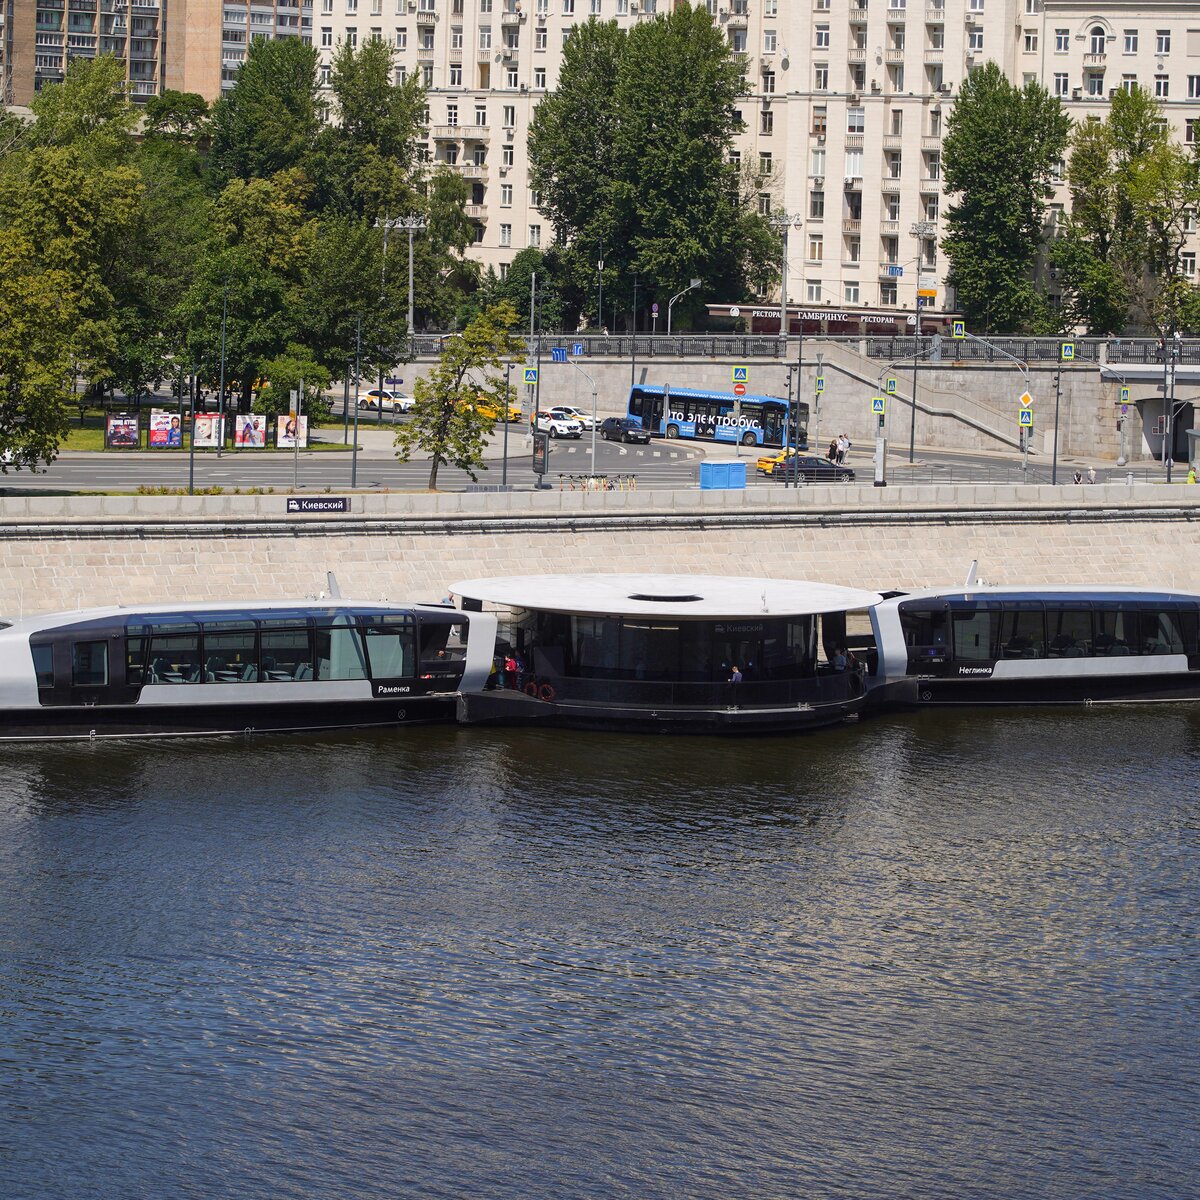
<box><xmin>413</xmin><ymin>332</ymin><xmax>1200</xmax><ymax>365</ymax></box>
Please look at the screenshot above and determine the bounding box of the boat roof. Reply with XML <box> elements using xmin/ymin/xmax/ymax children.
<box><xmin>0</xmin><ymin>598</ymin><xmax>454</xmax><ymax>636</ymax></box>
<box><xmin>449</xmin><ymin>574</ymin><xmax>882</xmax><ymax>618</ymax></box>
<box><xmin>881</xmin><ymin>585</ymin><xmax>1200</xmax><ymax>605</ymax></box>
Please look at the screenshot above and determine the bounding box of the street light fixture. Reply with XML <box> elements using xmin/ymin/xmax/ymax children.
<box><xmin>375</xmin><ymin>213</ymin><xmax>425</xmax><ymax>424</ymax></box>
<box><xmin>667</xmin><ymin>278</ymin><xmax>701</xmax><ymax>336</ymax></box>
<box><xmin>769</xmin><ymin>211</ymin><xmax>804</xmax><ymax>483</ymax></box>
<box><xmin>908</xmin><ymin>219</ymin><xmax>937</xmax><ymax>465</ymax></box>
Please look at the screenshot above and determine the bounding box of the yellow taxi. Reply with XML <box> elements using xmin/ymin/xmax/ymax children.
<box><xmin>755</xmin><ymin>447</ymin><xmax>799</xmax><ymax>476</ymax></box>
<box><xmin>466</xmin><ymin>395</ymin><xmax>523</xmax><ymax>422</ymax></box>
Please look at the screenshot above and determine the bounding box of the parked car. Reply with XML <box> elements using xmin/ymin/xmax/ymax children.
<box><xmin>548</xmin><ymin>405</ymin><xmax>595</xmax><ymax>431</ymax></box>
<box><xmin>768</xmin><ymin>454</ymin><xmax>856</xmax><ymax>483</ymax></box>
<box><xmin>358</xmin><ymin>388</ymin><xmax>414</xmax><ymax>413</ymax></box>
<box><xmin>534</xmin><ymin>412</ymin><xmax>583</xmax><ymax>438</ymax></box>
<box><xmin>599</xmin><ymin>417</ymin><xmax>651</xmax><ymax>445</ymax></box>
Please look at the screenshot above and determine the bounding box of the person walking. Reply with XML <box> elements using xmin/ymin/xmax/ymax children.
<box><xmin>1188</xmin><ymin>465</ymin><xmax>1197</xmax><ymax>485</ymax></box>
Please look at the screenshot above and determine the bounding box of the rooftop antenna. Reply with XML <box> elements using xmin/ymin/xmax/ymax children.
<box><xmin>326</xmin><ymin>571</ymin><xmax>342</xmax><ymax>599</ymax></box>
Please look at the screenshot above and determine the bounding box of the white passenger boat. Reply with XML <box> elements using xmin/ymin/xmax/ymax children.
<box><xmin>0</xmin><ymin>600</ymin><xmax>496</xmax><ymax>739</ymax></box>
<box><xmin>866</xmin><ymin>585</ymin><xmax>1200</xmax><ymax>708</ymax></box>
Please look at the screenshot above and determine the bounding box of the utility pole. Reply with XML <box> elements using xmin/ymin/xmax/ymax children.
<box><xmin>216</xmin><ymin>278</ymin><xmax>229</xmax><ymax>458</ymax></box>
<box><xmin>351</xmin><ymin>315</ymin><xmax>362</xmax><ymax>489</ymax></box>
<box><xmin>630</xmin><ymin>274</ymin><xmax>640</xmax><ymax>390</ymax></box>
<box><xmin>909</xmin><ymin>220</ymin><xmax>936</xmax><ymax>465</ymax></box>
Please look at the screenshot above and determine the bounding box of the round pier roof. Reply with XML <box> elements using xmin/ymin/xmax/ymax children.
<box><xmin>449</xmin><ymin>574</ymin><xmax>882</xmax><ymax>619</ymax></box>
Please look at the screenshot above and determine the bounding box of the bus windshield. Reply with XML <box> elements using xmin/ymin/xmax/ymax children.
<box><xmin>627</xmin><ymin>385</ymin><xmax>807</xmax><ymax>449</ymax></box>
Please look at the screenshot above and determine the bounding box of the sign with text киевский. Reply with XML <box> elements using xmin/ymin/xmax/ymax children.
<box><xmin>287</xmin><ymin>497</ymin><xmax>351</xmax><ymax>514</ymax></box>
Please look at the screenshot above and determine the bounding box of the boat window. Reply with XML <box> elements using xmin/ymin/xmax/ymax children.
<box><xmin>148</xmin><ymin>632</ymin><xmax>202</xmax><ymax>683</ymax></box>
<box><xmin>621</xmin><ymin>621</ymin><xmax>681</xmax><ymax>680</ymax></box>
<box><xmin>900</xmin><ymin>606</ymin><xmax>950</xmax><ymax>668</ymax></box>
<box><xmin>31</xmin><ymin>644</ymin><xmax>54</xmax><ymax>688</ymax></box>
<box><xmin>204</xmin><ymin>628</ymin><xmax>259</xmax><ymax>682</ymax></box>
<box><xmin>1092</xmin><ymin>606</ymin><xmax>1138</xmax><ymax>656</ymax></box>
<box><xmin>314</xmin><ymin>618</ymin><xmax>368</xmax><ymax>680</ymax></box>
<box><xmin>950</xmin><ymin>606</ymin><xmax>997</xmax><ymax>662</ymax></box>
<box><xmin>1045</xmin><ymin>607</ymin><xmax>1092</xmax><ymax>658</ymax></box>
<box><xmin>362</xmin><ymin>619</ymin><xmax>415</xmax><ymax>679</ymax></box>
<box><xmin>261</xmin><ymin>627</ymin><xmax>314</xmax><ymax>682</ymax></box>
<box><xmin>126</xmin><ymin>637</ymin><xmax>149</xmax><ymax>685</ymax></box>
<box><xmin>1138</xmin><ymin>606</ymin><xmax>1187</xmax><ymax>655</ymax></box>
<box><xmin>997</xmin><ymin>604</ymin><xmax>1046</xmax><ymax>660</ymax></box>
<box><xmin>72</xmin><ymin>640</ymin><xmax>109</xmax><ymax>687</ymax></box>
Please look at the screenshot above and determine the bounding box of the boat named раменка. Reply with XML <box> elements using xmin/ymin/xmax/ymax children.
<box><xmin>450</xmin><ymin>573</ymin><xmax>882</xmax><ymax>734</ymax></box>
<box><xmin>0</xmin><ymin>599</ymin><xmax>497</xmax><ymax>740</ymax></box>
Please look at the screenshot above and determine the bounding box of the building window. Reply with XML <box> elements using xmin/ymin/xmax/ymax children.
<box><xmin>762</xmin><ymin>70</ymin><xmax>776</xmax><ymax>94</ymax></box>
<box><xmin>502</xmin><ymin>103</ymin><xmax>515</xmax><ymax>125</ymax></box>
<box><xmin>1182</xmin><ymin>252</ymin><xmax>1196</xmax><ymax>277</ymax></box>
<box><xmin>451</xmin><ymin>25</ymin><xmax>463</xmax><ymax>47</ymax></box>
<box><xmin>1156</xmin><ymin>29</ymin><xmax>1170</xmax><ymax>54</ymax></box>
<box><xmin>806</xmin><ymin>280</ymin><xmax>822</xmax><ymax>303</ymax></box>
<box><xmin>1124</xmin><ymin>29</ymin><xmax>1137</xmax><ymax>54</ymax></box>
<box><xmin>1023</xmin><ymin>30</ymin><xmax>1037</xmax><ymax>53</ymax></box>
<box><xmin>447</xmin><ymin>103</ymin><xmax>459</xmax><ymax>125</ymax></box>
<box><xmin>885</xmin><ymin>194</ymin><xmax>900</xmax><ymax>220</ymax></box>
<box><xmin>844</xmin><ymin>282</ymin><xmax>860</xmax><ymax>303</ymax></box>
<box><xmin>500</xmin><ymin>184</ymin><xmax>512</xmax><ymax>205</ymax></box>
<box><xmin>812</xmin><ymin>108</ymin><xmax>827</xmax><ymax>136</ymax></box>
<box><xmin>810</xmin><ymin>190</ymin><xmax>825</xmax><ymax>219</ymax></box>
<box><xmin>449</xmin><ymin>64</ymin><xmax>462</xmax><ymax>85</ymax></box>
<box><xmin>808</xmin><ymin>235</ymin><xmax>824</xmax><ymax>262</ymax></box>
<box><xmin>968</xmin><ymin>29</ymin><xmax>984</xmax><ymax>52</ymax></box>
<box><xmin>500</xmin><ymin>223</ymin><xmax>512</xmax><ymax>246</ymax></box>
<box><xmin>1155</xmin><ymin>75</ymin><xmax>1169</xmax><ymax>98</ymax></box>
<box><xmin>529</xmin><ymin>224</ymin><xmax>541</xmax><ymax>247</ymax></box>
<box><xmin>1053</xmin><ymin>73</ymin><xmax>1069</xmax><ymax>97</ymax></box>
<box><xmin>1054</xmin><ymin>28</ymin><xmax>1068</xmax><ymax>53</ymax></box>
<box><xmin>764</xmin><ymin>30</ymin><xmax>777</xmax><ymax>54</ymax></box>
<box><xmin>1188</xmin><ymin>76</ymin><xmax>1200</xmax><ymax>100</ymax></box>
<box><xmin>1086</xmin><ymin>73</ymin><xmax>1104</xmax><ymax>96</ymax></box>
<box><xmin>880</xmin><ymin>281</ymin><xmax>898</xmax><ymax>305</ymax></box>
<box><xmin>395</xmin><ymin>27</ymin><xmax>407</xmax><ymax>47</ymax></box>
<box><xmin>845</xmin><ymin>149</ymin><xmax>864</xmax><ymax>177</ymax></box>
<box><xmin>811</xmin><ymin>147</ymin><xmax>826</xmax><ymax>175</ymax></box>
<box><xmin>924</xmin><ymin>195</ymin><xmax>938</xmax><ymax>220</ymax></box>
<box><xmin>887</xmin><ymin>152</ymin><xmax>902</xmax><ymax>178</ymax></box>
<box><xmin>506</xmin><ymin>68</ymin><xmax>518</xmax><ymax>87</ymax></box>
<box><xmin>479</xmin><ymin>27</ymin><xmax>491</xmax><ymax>49</ymax></box>
<box><xmin>761</xmin><ymin>108</ymin><xmax>774</xmax><ymax>134</ymax></box>
<box><xmin>847</xmin><ymin>237</ymin><xmax>861</xmax><ymax>263</ymax></box>
<box><xmin>502</xmin><ymin>144</ymin><xmax>514</xmax><ymax>166</ymax></box>
<box><xmin>758</xmin><ymin>193</ymin><xmax>772</xmax><ymax>216</ymax></box>
<box><xmin>1024</xmin><ymin>0</ymin><xmax>1039</xmax><ymax>11</ymax></box>
<box><xmin>534</xmin><ymin>67</ymin><xmax>546</xmax><ymax>88</ymax></box>
<box><xmin>847</xmin><ymin>106</ymin><xmax>865</xmax><ymax>134</ymax></box>
<box><xmin>759</xmin><ymin>152</ymin><xmax>773</xmax><ymax>176</ymax></box>
<box><xmin>814</xmin><ymin>66</ymin><xmax>829</xmax><ymax>90</ymax></box>
<box><xmin>815</xmin><ymin>24</ymin><xmax>829</xmax><ymax>49</ymax></box>
<box><xmin>536</xmin><ymin>28</ymin><xmax>547</xmax><ymax>49</ymax></box>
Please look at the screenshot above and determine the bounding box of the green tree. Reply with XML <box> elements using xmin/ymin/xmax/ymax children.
<box><xmin>0</xmin><ymin>229</ymin><xmax>80</xmax><ymax>470</ymax></box>
<box><xmin>209</xmin><ymin>38</ymin><xmax>323</xmax><ymax>184</ymax></box>
<box><xmin>394</xmin><ymin>303</ymin><xmax>523</xmax><ymax>490</ymax></box>
<box><xmin>529</xmin><ymin>5</ymin><xmax>770</xmax><ymax>327</ymax></box>
<box><xmin>142</xmin><ymin>90</ymin><xmax>210</xmax><ymax>143</ymax></box>
<box><xmin>27</xmin><ymin>54</ymin><xmax>136</xmax><ymax>162</ymax></box>
<box><xmin>942</xmin><ymin>62</ymin><xmax>1071</xmax><ymax>333</ymax></box>
<box><xmin>1051</xmin><ymin>88</ymin><xmax>1200</xmax><ymax>334</ymax></box>
<box><xmin>254</xmin><ymin>346</ymin><xmax>332</xmax><ymax>427</ymax></box>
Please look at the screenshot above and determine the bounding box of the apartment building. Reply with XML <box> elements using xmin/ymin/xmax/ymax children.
<box><xmin>8</xmin><ymin>1</ymin><xmax>1197</xmax><ymax>315</ymax></box>
<box><xmin>6</xmin><ymin>1</ymin><xmax>312</xmax><ymax>108</ymax></box>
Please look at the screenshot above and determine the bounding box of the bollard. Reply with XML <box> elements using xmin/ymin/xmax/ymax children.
<box><xmin>1126</xmin><ymin>472</ymin><xmax>1134</xmax><ymax>487</ymax></box>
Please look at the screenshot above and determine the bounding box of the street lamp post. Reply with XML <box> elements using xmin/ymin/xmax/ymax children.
<box><xmin>351</xmin><ymin>315</ymin><xmax>362</xmax><ymax>488</ymax></box>
<box><xmin>566</xmin><ymin>358</ymin><xmax>599</xmax><ymax>478</ymax></box>
<box><xmin>502</xmin><ymin>360</ymin><xmax>512</xmax><ymax>487</ymax></box>
<box><xmin>216</xmin><ymin>278</ymin><xmax>229</xmax><ymax>458</ymax></box>
<box><xmin>909</xmin><ymin>220</ymin><xmax>936</xmax><ymax>466</ymax></box>
<box><xmin>667</xmin><ymin>278</ymin><xmax>701</xmax><ymax>336</ymax></box>
<box><xmin>375</xmin><ymin>214</ymin><xmax>425</xmax><ymax>426</ymax></box>
<box><xmin>597</xmin><ymin>255</ymin><xmax>604</xmax><ymax>333</ymax></box>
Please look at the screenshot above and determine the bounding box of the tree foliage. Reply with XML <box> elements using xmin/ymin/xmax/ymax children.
<box><xmin>528</xmin><ymin>4</ymin><xmax>772</xmax><ymax>328</ymax></box>
<box><xmin>394</xmin><ymin>303</ymin><xmax>524</xmax><ymax>489</ymax></box>
<box><xmin>1052</xmin><ymin>88</ymin><xmax>1200</xmax><ymax>335</ymax></box>
<box><xmin>942</xmin><ymin>62</ymin><xmax>1071</xmax><ymax>333</ymax></box>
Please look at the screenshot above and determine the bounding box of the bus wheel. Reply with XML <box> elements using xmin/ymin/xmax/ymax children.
<box><xmin>665</xmin><ymin>424</ymin><xmax>680</xmax><ymax>439</ymax></box>
<box><xmin>741</xmin><ymin>431</ymin><xmax>757</xmax><ymax>446</ymax></box>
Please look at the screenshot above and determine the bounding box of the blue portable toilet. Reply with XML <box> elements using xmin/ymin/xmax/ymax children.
<box><xmin>699</xmin><ymin>461</ymin><xmax>747</xmax><ymax>490</ymax></box>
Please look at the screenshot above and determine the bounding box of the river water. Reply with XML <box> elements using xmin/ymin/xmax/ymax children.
<box><xmin>1</xmin><ymin>707</ymin><xmax>1197</xmax><ymax>1200</ymax></box>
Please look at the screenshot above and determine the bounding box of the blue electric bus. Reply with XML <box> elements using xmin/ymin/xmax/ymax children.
<box><xmin>627</xmin><ymin>384</ymin><xmax>808</xmax><ymax>449</ymax></box>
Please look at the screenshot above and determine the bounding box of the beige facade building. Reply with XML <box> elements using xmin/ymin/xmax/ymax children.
<box><xmin>7</xmin><ymin>0</ymin><xmax>1198</xmax><ymax>316</ymax></box>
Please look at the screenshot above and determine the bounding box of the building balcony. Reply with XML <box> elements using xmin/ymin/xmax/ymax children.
<box><xmin>921</xmin><ymin>135</ymin><xmax>942</xmax><ymax>151</ymax></box>
<box><xmin>500</xmin><ymin>10</ymin><xmax>524</xmax><ymax>23</ymax></box>
<box><xmin>452</xmin><ymin>163</ymin><xmax>487</xmax><ymax>178</ymax></box>
<box><xmin>920</xmin><ymin>175</ymin><xmax>942</xmax><ymax>190</ymax></box>
<box><xmin>1083</xmin><ymin>52</ymin><xmax>1106</xmax><ymax>66</ymax></box>
<box><xmin>431</xmin><ymin>124</ymin><xmax>462</xmax><ymax>140</ymax></box>
<box><xmin>885</xmin><ymin>9</ymin><xmax>905</xmax><ymax>22</ymax></box>
<box><xmin>465</xmin><ymin>204</ymin><xmax>486</xmax><ymax>220</ymax></box>
<box><xmin>848</xmin><ymin>47</ymin><xmax>866</xmax><ymax>62</ymax></box>
<box><xmin>882</xmin><ymin>134</ymin><xmax>902</xmax><ymax>149</ymax></box>
<box><xmin>880</xmin><ymin>220</ymin><xmax>900</xmax><ymax>234</ymax></box>
<box><xmin>845</xmin><ymin>134</ymin><xmax>864</xmax><ymax>150</ymax></box>
<box><xmin>726</xmin><ymin>14</ymin><xmax>748</xmax><ymax>29</ymax></box>
<box><xmin>843</xmin><ymin>219</ymin><xmax>862</xmax><ymax>233</ymax></box>
<box><xmin>885</xmin><ymin>48</ymin><xmax>905</xmax><ymax>62</ymax></box>
<box><xmin>926</xmin><ymin>6</ymin><xmax>945</xmax><ymax>21</ymax></box>
<box><xmin>881</xmin><ymin>178</ymin><xmax>902</xmax><ymax>192</ymax></box>
<box><xmin>924</xmin><ymin>48</ymin><xmax>942</xmax><ymax>62</ymax></box>
<box><xmin>849</xmin><ymin>4</ymin><xmax>868</xmax><ymax>18</ymax></box>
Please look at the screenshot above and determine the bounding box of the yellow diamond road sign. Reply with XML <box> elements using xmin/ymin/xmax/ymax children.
<box><xmin>1019</xmin><ymin>391</ymin><xmax>1033</xmax><ymax>408</ymax></box>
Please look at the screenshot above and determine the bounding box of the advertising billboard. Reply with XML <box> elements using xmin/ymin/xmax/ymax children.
<box><xmin>192</xmin><ymin>414</ymin><xmax>225</xmax><ymax>449</ymax></box>
<box><xmin>234</xmin><ymin>413</ymin><xmax>267</xmax><ymax>448</ymax></box>
<box><xmin>147</xmin><ymin>409</ymin><xmax>183</xmax><ymax>448</ymax></box>
<box><xmin>276</xmin><ymin>414</ymin><xmax>308</xmax><ymax>449</ymax></box>
<box><xmin>105</xmin><ymin>414</ymin><xmax>140</xmax><ymax>449</ymax></box>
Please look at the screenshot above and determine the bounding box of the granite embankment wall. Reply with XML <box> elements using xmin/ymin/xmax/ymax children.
<box><xmin>1</xmin><ymin>486</ymin><xmax>1198</xmax><ymax>614</ymax></box>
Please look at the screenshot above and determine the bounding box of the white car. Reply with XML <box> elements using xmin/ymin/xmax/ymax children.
<box><xmin>358</xmin><ymin>388</ymin><xmax>414</xmax><ymax>413</ymax></box>
<box><xmin>548</xmin><ymin>405</ymin><xmax>595</xmax><ymax>431</ymax></box>
<box><xmin>535</xmin><ymin>412</ymin><xmax>583</xmax><ymax>439</ymax></box>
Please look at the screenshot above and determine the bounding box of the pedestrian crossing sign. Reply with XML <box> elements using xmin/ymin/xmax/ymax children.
<box><xmin>732</xmin><ymin>366</ymin><xmax>749</xmax><ymax>383</ymax></box>
<box><xmin>885</xmin><ymin>377</ymin><xmax>897</xmax><ymax>394</ymax></box>
<box><xmin>523</xmin><ymin>367</ymin><xmax>538</xmax><ymax>384</ymax></box>
<box><xmin>952</xmin><ymin>320</ymin><xmax>966</xmax><ymax>339</ymax></box>
<box><xmin>1060</xmin><ymin>342</ymin><xmax>1076</xmax><ymax>362</ymax></box>
<box><xmin>815</xmin><ymin>375</ymin><xmax>825</xmax><ymax>393</ymax></box>
<box><xmin>871</xmin><ymin>396</ymin><xmax>886</xmax><ymax>415</ymax></box>
<box><xmin>1019</xmin><ymin>409</ymin><xmax>1034</xmax><ymax>427</ymax></box>
<box><xmin>1120</xmin><ymin>386</ymin><xmax>1130</xmax><ymax>403</ymax></box>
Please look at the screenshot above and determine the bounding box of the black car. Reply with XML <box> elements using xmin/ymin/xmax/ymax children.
<box><xmin>771</xmin><ymin>455</ymin><xmax>856</xmax><ymax>483</ymax></box>
<box><xmin>599</xmin><ymin>417</ymin><xmax>651</xmax><ymax>444</ymax></box>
